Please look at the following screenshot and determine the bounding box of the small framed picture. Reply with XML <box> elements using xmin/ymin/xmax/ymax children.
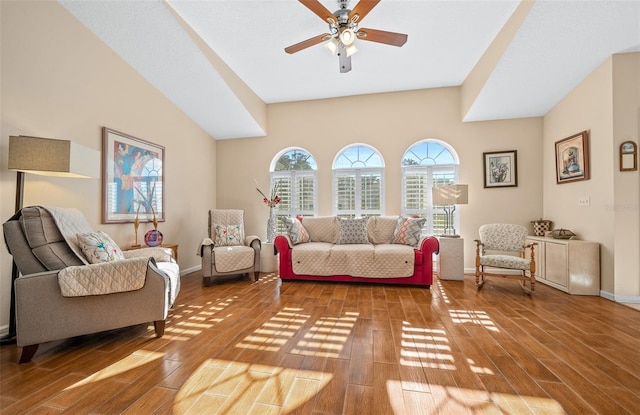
<box><xmin>483</xmin><ymin>150</ymin><xmax>518</xmax><ymax>188</ymax></box>
<box><xmin>620</xmin><ymin>140</ymin><xmax>637</xmax><ymax>171</ymax></box>
<box><xmin>555</xmin><ymin>131</ymin><xmax>590</xmax><ymax>184</ymax></box>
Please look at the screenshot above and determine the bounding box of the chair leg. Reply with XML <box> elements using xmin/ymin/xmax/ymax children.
<box><xmin>475</xmin><ymin>266</ymin><xmax>485</xmax><ymax>290</ymax></box>
<box><xmin>154</xmin><ymin>320</ymin><xmax>165</xmax><ymax>337</ymax></box>
<box><xmin>19</xmin><ymin>344</ymin><xmax>39</xmax><ymax>364</ymax></box>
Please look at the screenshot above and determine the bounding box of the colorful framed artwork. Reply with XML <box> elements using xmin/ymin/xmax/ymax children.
<box><xmin>483</xmin><ymin>150</ymin><xmax>518</xmax><ymax>188</ymax></box>
<box><xmin>102</xmin><ymin>127</ymin><xmax>165</xmax><ymax>223</ymax></box>
<box><xmin>555</xmin><ymin>131</ymin><xmax>590</xmax><ymax>184</ymax></box>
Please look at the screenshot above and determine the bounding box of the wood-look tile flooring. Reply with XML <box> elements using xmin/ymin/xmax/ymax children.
<box><xmin>1</xmin><ymin>272</ymin><xmax>640</xmax><ymax>414</ymax></box>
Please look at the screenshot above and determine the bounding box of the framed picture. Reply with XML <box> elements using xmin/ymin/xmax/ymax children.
<box><xmin>102</xmin><ymin>127</ymin><xmax>165</xmax><ymax>223</ymax></box>
<box><xmin>620</xmin><ymin>140</ymin><xmax>637</xmax><ymax>171</ymax></box>
<box><xmin>555</xmin><ymin>130</ymin><xmax>590</xmax><ymax>184</ymax></box>
<box><xmin>483</xmin><ymin>150</ymin><xmax>518</xmax><ymax>188</ymax></box>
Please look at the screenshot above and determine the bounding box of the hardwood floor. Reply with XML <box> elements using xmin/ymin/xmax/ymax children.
<box><xmin>1</xmin><ymin>271</ymin><xmax>639</xmax><ymax>414</ymax></box>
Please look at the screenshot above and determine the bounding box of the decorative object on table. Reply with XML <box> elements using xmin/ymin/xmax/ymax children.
<box><xmin>4</xmin><ymin>136</ymin><xmax>99</xmax><ymax>346</ymax></box>
<box><xmin>132</xmin><ymin>205</ymin><xmax>141</xmax><ymax>248</ymax></box>
<box><xmin>620</xmin><ymin>140</ymin><xmax>637</xmax><ymax>171</ymax></box>
<box><xmin>102</xmin><ymin>127</ymin><xmax>165</xmax><ymax>223</ymax></box>
<box><xmin>144</xmin><ymin>207</ymin><xmax>163</xmax><ymax>247</ymax></box>
<box><xmin>431</xmin><ymin>184</ymin><xmax>468</xmax><ymax>237</ymax></box>
<box><xmin>256</xmin><ymin>180</ymin><xmax>281</xmax><ymax>243</ymax></box>
<box><xmin>531</xmin><ymin>218</ymin><xmax>553</xmax><ymax>236</ymax></box>
<box><xmin>551</xmin><ymin>228</ymin><xmax>576</xmax><ymax>240</ymax></box>
<box><xmin>483</xmin><ymin>150</ymin><xmax>517</xmax><ymax>188</ymax></box>
<box><xmin>555</xmin><ymin>130</ymin><xmax>590</xmax><ymax>184</ymax></box>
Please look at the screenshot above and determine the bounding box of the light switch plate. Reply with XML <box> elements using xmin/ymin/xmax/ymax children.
<box><xmin>577</xmin><ymin>197</ymin><xmax>590</xmax><ymax>207</ymax></box>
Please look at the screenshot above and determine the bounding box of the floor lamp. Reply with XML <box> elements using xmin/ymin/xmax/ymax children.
<box><xmin>432</xmin><ymin>184</ymin><xmax>469</xmax><ymax>237</ymax></box>
<box><xmin>1</xmin><ymin>136</ymin><xmax>98</xmax><ymax>345</ymax></box>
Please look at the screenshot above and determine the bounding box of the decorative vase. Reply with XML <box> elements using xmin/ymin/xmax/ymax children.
<box><xmin>144</xmin><ymin>229</ymin><xmax>164</xmax><ymax>247</ymax></box>
<box><xmin>266</xmin><ymin>207</ymin><xmax>277</xmax><ymax>243</ymax></box>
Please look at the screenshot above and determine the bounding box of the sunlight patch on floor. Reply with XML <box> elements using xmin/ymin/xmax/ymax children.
<box><xmin>174</xmin><ymin>358</ymin><xmax>332</xmax><ymax>414</ymax></box>
<box><xmin>64</xmin><ymin>350</ymin><xmax>165</xmax><ymax>390</ymax></box>
<box><xmin>449</xmin><ymin>309</ymin><xmax>499</xmax><ymax>332</ymax></box>
<box><xmin>291</xmin><ymin>315</ymin><xmax>357</xmax><ymax>358</ymax></box>
<box><xmin>236</xmin><ymin>308</ymin><xmax>309</xmax><ymax>352</ymax></box>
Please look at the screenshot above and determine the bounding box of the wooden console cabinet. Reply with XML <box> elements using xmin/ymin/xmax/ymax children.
<box><xmin>525</xmin><ymin>236</ymin><xmax>600</xmax><ymax>295</ymax></box>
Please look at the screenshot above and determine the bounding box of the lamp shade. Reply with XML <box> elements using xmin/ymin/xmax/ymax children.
<box><xmin>8</xmin><ymin>136</ymin><xmax>99</xmax><ymax>178</ymax></box>
<box><xmin>339</xmin><ymin>28</ymin><xmax>356</xmax><ymax>46</ymax></box>
<box><xmin>432</xmin><ymin>184</ymin><xmax>469</xmax><ymax>205</ymax></box>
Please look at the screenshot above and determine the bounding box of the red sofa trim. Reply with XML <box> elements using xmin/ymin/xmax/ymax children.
<box><xmin>274</xmin><ymin>235</ymin><xmax>439</xmax><ymax>287</ymax></box>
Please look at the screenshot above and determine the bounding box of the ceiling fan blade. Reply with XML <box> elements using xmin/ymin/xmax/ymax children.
<box><xmin>285</xmin><ymin>33</ymin><xmax>331</xmax><ymax>54</ymax></box>
<box><xmin>299</xmin><ymin>0</ymin><xmax>337</xmax><ymax>24</ymax></box>
<box><xmin>357</xmin><ymin>28</ymin><xmax>408</xmax><ymax>47</ymax></box>
<box><xmin>348</xmin><ymin>0</ymin><xmax>381</xmax><ymax>23</ymax></box>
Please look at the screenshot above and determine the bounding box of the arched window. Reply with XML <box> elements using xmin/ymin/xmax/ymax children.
<box><xmin>401</xmin><ymin>139</ymin><xmax>459</xmax><ymax>235</ymax></box>
<box><xmin>271</xmin><ymin>148</ymin><xmax>317</xmax><ymax>230</ymax></box>
<box><xmin>333</xmin><ymin>144</ymin><xmax>384</xmax><ymax>218</ymax></box>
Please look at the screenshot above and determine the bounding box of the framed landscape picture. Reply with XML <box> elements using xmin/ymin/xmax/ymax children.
<box><xmin>102</xmin><ymin>127</ymin><xmax>165</xmax><ymax>223</ymax></box>
<box><xmin>555</xmin><ymin>130</ymin><xmax>590</xmax><ymax>184</ymax></box>
<box><xmin>483</xmin><ymin>150</ymin><xmax>518</xmax><ymax>188</ymax></box>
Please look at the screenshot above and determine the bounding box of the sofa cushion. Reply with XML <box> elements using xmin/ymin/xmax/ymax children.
<box><xmin>392</xmin><ymin>217</ymin><xmax>426</xmax><ymax>247</ymax></box>
<box><xmin>291</xmin><ymin>242</ymin><xmax>414</xmax><ymax>278</ymax></box>
<box><xmin>213</xmin><ymin>223</ymin><xmax>244</xmax><ymax>246</ymax></box>
<box><xmin>283</xmin><ymin>217</ymin><xmax>310</xmax><ymax>245</ymax></box>
<box><xmin>300</xmin><ymin>216</ymin><xmax>339</xmax><ymax>243</ymax></box>
<box><xmin>337</xmin><ymin>217</ymin><xmax>370</xmax><ymax>245</ymax></box>
<box><xmin>367</xmin><ymin>216</ymin><xmax>399</xmax><ymax>244</ymax></box>
<box><xmin>77</xmin><ymin>231</ymin><xmax>126</xmax><ymax>264</ymax></box>
<box><xmin>212</xmin><ymin>245</ymin><xmax>255</xmax><ymax>272</ymax></box>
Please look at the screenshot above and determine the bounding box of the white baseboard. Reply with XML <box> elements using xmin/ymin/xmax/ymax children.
<box><xmin>180</xmin><ymin>265</ymin><xmax>201</xmax><ymax>276</ymax></box>
<box><xmin>600</xmin><ymin>290</ymin><xmax>615</xmax><ymax>301</ymax></box>
<box><xmin>0</xmin><ymin>325</ymin><xmax>7</xmax><ymax>337</ymax></box>
<box><xmin>595</xmin><ymin>290</ymin><xmax>640</xmax><ymax>303</ymax></box>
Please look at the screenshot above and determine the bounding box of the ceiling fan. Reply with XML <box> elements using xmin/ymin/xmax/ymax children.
<box><xmin>284</xmin><ymin>0</ymin><xmax>408</xmax><ymax>73</ymax></box>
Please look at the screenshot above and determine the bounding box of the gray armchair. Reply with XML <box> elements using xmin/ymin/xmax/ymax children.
<box><xmin>199</xmin><ymin>209</ymin><xmax>261</xmax><ymax>285</ymax></box>
<box><xmin>3</xmin><ymin>206</ymin><xmax>180</xmax><ymax>363</ymax></box>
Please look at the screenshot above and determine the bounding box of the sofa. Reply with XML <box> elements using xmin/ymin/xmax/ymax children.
<box><xmin>3</xmin><ymin>206</ymin><xmax>180</xmax><ymax>363</ymax></box>
<box><xmin>274</xmin><ymin>216</ymin><xmax>439</xmax><ymax>287</ymax></box>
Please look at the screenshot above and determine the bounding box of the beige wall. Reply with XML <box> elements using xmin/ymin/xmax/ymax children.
<box><xmin>612</xmin><ymin>52</ymin><xmax>640</xmax><ymax>298</ymax></box>
<box><xmin>216</xmin><ymin>87</ymin><xmax>544</xmax><ymax>270</ymax></box>
<box><xmin>543</xmin><ymin>52</ymin><xmax>640</xmax><ymax>298</ymax></box>
<box><xmin>0</xmin><ymin>1</ymin><xmax>216</xmax><ymax>329</ymax></box>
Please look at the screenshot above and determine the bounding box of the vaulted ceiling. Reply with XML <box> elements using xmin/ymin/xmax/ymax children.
<box><xmin>60</xmin><ymin>0</ymin><xmax>640</xmax><ymax>139</ymax></box>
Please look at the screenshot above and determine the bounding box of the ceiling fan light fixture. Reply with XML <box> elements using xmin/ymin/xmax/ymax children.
<box><xmin>339</xmin><ymin>28</ymin><xmax>356</xmax><ymax>46</ymax></box>
<box><xmin>324</xmin><ymin>37</ymin><xmax>339</xmax><ymax>55</ymax></box>
<box><xmin>345</xmin><ymin>43</ymin><xmax>358</xmax><ymax>57</ymax></box>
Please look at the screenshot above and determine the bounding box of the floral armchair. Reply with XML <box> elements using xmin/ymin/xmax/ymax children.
<box><xmin>474</xmin><ymin>223</ymin><xmax>537</xmax><ymax>293</ymax></box>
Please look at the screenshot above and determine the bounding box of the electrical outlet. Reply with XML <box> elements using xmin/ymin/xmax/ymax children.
<box><xmin>577</xmin><ymin>197</ymin><xmax>590</xmax><ymax>207</ymax></box>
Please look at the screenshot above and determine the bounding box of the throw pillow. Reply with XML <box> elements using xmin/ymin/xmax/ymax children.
<box><xmin>283</xmin><ymin>217</ymin><xmax>310</xmax><ymax>245</ymax></box>
<box><xmin>213</xmin><ymin>223</ymin><xmax>244</xmax><ymax>246</ymax></box>
<box><xmin>337</xmin><ymin>217</ymin><xmax>370</xmax><ymax>245</ymax></box>
<box><xmin>77</xmin><ymin>231</ymin><xmax>125</xmax><ymax>264</ymax></box>
<box><xmin>392</xmin><ymin>217</ymin><xmax>426</xmax><ymax>247</ymax></box>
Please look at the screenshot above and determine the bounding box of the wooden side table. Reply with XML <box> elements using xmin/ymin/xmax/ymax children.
<box><xmin>129</xmin><ymin>243</ymin><xmax>178</xmax><ymax>261</ymax></box>
<box><xmin>437</xmin><ymin>237</ymin><xmax>464</xmax><ymax>281</ymax></box>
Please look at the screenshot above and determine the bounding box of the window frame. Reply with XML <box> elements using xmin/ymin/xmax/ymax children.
<box><xmin>270</xmin><ymin>148</ymin><xmax>318</xmax><ymax>231</ymax></box>
<box><xmin>400</xmin><ymin>139</ymin><xmax>460</xmax><ymax>235</ymax></box>
<box><xmin>332</xmin><ymin>144</ymin><xmax>385</xmax><ymax>218</ymax></box>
